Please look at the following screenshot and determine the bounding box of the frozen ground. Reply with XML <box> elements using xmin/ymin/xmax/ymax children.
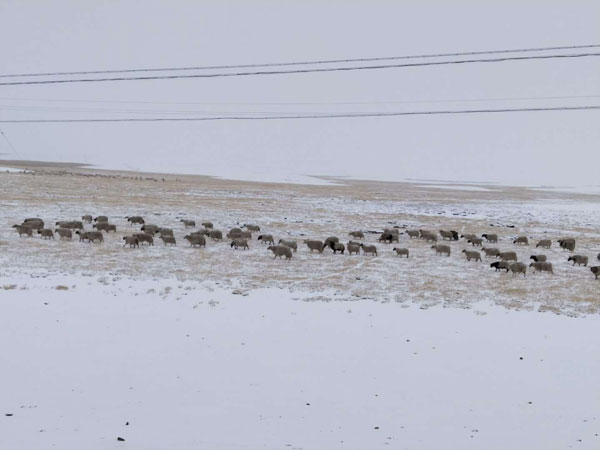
<box><xmin>0</xmin><ymin>163</ymin><xmax>599</xmax><ymax>449</ymax></box>
<box><xmin>1</xmin><ymin>274</ymin><xmax>599</xmax><ymax>450</ymax></box>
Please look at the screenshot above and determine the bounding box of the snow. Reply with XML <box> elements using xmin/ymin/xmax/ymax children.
<box><xmin>1</xmin><ymin>275</ymin><xmax>599</xmax><ymax>450</ymax></box>
<box><xmin>0</xmin><ymin>166</ymin><xmax>30</xmax><ymax>173</ymax></box>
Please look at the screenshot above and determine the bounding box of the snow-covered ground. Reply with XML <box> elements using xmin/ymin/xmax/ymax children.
<box><xmin>1</xmin><ymin>166</ymin><xmax>599</xmax><ymax>449</ymax></box>
<box><xmin>1</xmin><ymin>274</ymin><xmax>599</xmax><ymax>450</ymax></box>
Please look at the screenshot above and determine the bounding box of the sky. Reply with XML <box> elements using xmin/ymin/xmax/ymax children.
<box><xmin>0</xmin><ymin>0</ymin><xmax>599</xmax><ymax>186</ymax></box>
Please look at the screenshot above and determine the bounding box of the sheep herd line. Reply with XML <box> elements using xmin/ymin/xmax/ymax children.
<box><xmin>10</xmin><ymin>215</ymin><xmax>600</xmax><ymax>280</ymax></box>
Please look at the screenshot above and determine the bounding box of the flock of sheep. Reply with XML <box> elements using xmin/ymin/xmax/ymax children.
<box><xmin>10</xmin><ymin>215</ymin><xmax>600</xmax><ymax>280</ymax></box>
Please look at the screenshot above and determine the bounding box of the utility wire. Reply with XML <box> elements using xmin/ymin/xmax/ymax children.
<box><xmin>1</xmin><ymin>94</ymin><xmax>599</xmax><ymax>111</ymax></box>
<box><xmin>1</xmin><ymin>43</ymin><xmax>599</xmax><ymax>79</ymax></box>
<box><xmin>0</xmin><ymin>126</ymin><xmax>21</xmax><ymax>158</ymax></box>
<box><xmin>1</xmin><ymin>105</ymin><xmax>598</xmax><ymax>123</ymax></box>
<box><xmin>1</xmin><ymin>52</ymin><xmax>599</xmax><ymax>87</ymax></box>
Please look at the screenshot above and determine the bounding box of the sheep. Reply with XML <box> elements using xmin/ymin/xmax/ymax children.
<box><xmin>378</xmin><ymin>232</ymin><xmax>398</xmax><ymax>243</ymax></box>
<box><xmin>191</xmin><ymin>229</ymin><xmax>210</xmax><ymax>237</ymax></box>
<box><xmin>598</xmin><ymin>253</ymin><xmax>600</xmax><ymax>261</ymax></box>
<box><xmin>490</xmin><ymin>261</ymin><xmax>510</xmax><ymax>272</ymax></box>
<box><xmin>93</xmin><ymin>222</ymin><xmax>116</xmax><ymax>233</ymax></box>
<box><xmin>267</xmin><ymin>245</ymin><xmax>292</xmax><ymax>260</ymax></box>
<box><xmin>257</xmin><ymin>234</ymin><xmax>274</xmax><ymax>245</ymax></box>
<box><xmin>498</xmin><ymin>251</ymin><xmax>518</xmax><ymax>262</ymax></box>
<box><xmin>180</xmin><ymin>219</ymin><xmax>195</xmax><ymax>228</ymax></box>
<box><xmin>122</xmin><ymin>236</ymin><xmax>139</xmax><ymax>248</ymax></box>
<box><xmin>324</xmin><ymin>236</ymin><xmax>340</xmax><ymax>248</ymax></box>
<box><xmin>462</xmin><ymin>249</ymin><xmax>482</xmax><ymax>262</ymax></box>
<box><xmin>94</xmin><ymin>216</ymin><xmax>108</xmax><ymax>223</ymax></box>
<box><xmin>127</xmin><ymin>216</ymin><xmax>145</xmax><ymax>226</ymax></box>
<box><xmin>558</xmin><ymin>238</ymin><xmax>576</xmax><ymax>252</ymax></box>
<box><xmin>134</xmin><ymin>233</ymin><xmax>154</xmax><ymax>246</ymax></box>
<box><xmin>510</xmin><ymin>262</ymin><xmax>527</xmax><ymax>277</ymax></box>
<box><xmin>529</xmin><ymin>261</ymin><xmax>554</xmax><ymax>274</ymax></box>
<box><xmin>12</xmin><ymin>225</ymin><xmax>33</xmax><ymax>237</ymax></box>
<box><xmin>278</xmin><ymin>239</ymin><xmax>297</xmax><ymax>252</ymax></box>
<box><xmin>419</xmin><ymin>231</ymin><xmax>437</xmax><ymax>243</ymax></box>
<box><xmin>482</xmin><ymin>233</ymin><xmax>498</xmax><ymax>243</ymax></box>
<box><xmin>55</xmin><ymin>228</ymin><xmax>72</xmax><ymax>240</ymax></box>
<box><xmin>406</xmin><ymin>230</ymin><xmax>420</xmax><ymax>239</ymax></box>
<box><xmin>461</xmin><ymin>233</ymin><xmax>477</xmax><ymax>241</ymax></box>
<box><xmin>304</xmin><ymin>239</ymin><xmax>325</xmax><ymax>253</ymax></box>
<box><xmin>482</xmin><ymin>247</ymin><xmax>500</xmax><ymax>258</ymax></box>
<box><xmin>568</xmin><ymin>255</ymin><xmax>588</xmax><ymax>267</ymax></box>
<box><xmin>468</xmin><ymin>238</ymin><xmax>483</xmax><ymax>247</ymax></box>
<box><xmin>513</xmin><ymin>236</ymin><xmax>529</xmax><ymax>245</ymax></box>
<box><xmin>24</xmin><ymin>217</ymin><xmax>43</xmax><ymax>224</ymax></box>
<box><xmin>158</xmin><ymin>228</ymin><xmax>174</xmax><ymax>238</ymax></box>
<box><xmin>440</xmin><ymin>230</ymin><xmax>459</xmax><ymax>241</ymax></box>
<box><xmin>347</xmin><ymin>242</ymin><xmax>361</xmax><ymax>255</ymax></box>
<box><xmin>536</xmin><ymin>239</ymin><xmax>552</xmax><ymax>249</ymax></box>
<box><xmin>529</xmin><ymin>255</ymin><xmax>547</xmax><ymax>263</ymax></box>
<box><xmin>37</xmin><ymin>229</ymin><xmax>54</xmax><ymax>240</ymax></box>
<box><xmin>328</xmin><ymin>241</ymin><xmax>345</xmax><ymax>254</ymax></box>
<box><xmin>140</xmin><ymin>224</ymin><xmax>159</xmax><ymax>235</ymax></box>
<box><xmin>76</xmin><ymin>231</ymin><xmax>104</xmax><ymax>243</ymax></box>
<box><xmin>81</xmin><ymin>215</ymin><xmax>93</xmax><ymax>223</ymax></box>
<box><xmin>244</xmin><ymin>224</ymin><xmax>260</xmax><ymax>232</ymax></box>
<box><xmin>208</xmin><ymin>230</ymin><xmax>223</xmax><ymax>241</ymax></box>
<box><xmin>23</xmin><ymin>220</ymin><xmax>44</xmax><ymax>230</ymax></box>
<box><xmin>202</xmin><ymin>222</ymin><xmax>213</xmax><ymax>229</ymax></box>
<box><xmin>591</xmin><ymin>266</ymin><xmax>600</xmax><ymax>280</ymax></box>
<box><xmin>228</xmin><ymin>227</ymin><xmax>242</xmax><ymax>236</ymax></box>
<box><xmin>361</xmin><ymin>244</ymin><xmax>377</xmax><ymax>256</ymax></box>
<box><xmin>230</xmin><ymin>238</ymin><xmax>249</xmax><ymax>250</ymax></box>
<box><xmin>348</xmin><ymin>231</ymin><xmax>365</xmax><ymax>240</ymax></box>
<box><xmin>21</xmin><ymin>219</ymin><xmax>44</xmax><ymax>230</ymax></box>
<box><xmin>160</xmin><ymin>235</ymin><xmax>176</xmax><ymax>246</ymax></box>
<box><xmin>431</xmin><ymin>245</ymin><xmax>451</xmax><ymax>256</ymax></box>
<box><xmin>393</xmin><ymin>247</ymin><xmax>409</xmax><ymax>258</ymax></box>
<box><xmin>184</xmin><ymin>234</ymin><xmax>206</xmax><ymax>248</ymax></box>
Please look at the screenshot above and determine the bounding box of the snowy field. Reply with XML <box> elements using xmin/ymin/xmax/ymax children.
<box><xmin>1</xmin><ymin>163</ymin><xmax>599</xmax><ymax>449</ymax></box>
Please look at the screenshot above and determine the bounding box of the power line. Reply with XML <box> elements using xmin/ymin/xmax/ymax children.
<box><xmin>1</xmin><ymin>52</ymin><xmax>599</xmax><ymax>87</ymax></box>
<box><xmin>0</xmin><ymin>126</ymin><xmax>21</xmax><ymax>158</ymax></box>
<box><xmin>2</xmin><ymin>43</ymin><xmax>599</xmax><ymax>79</ymax></box>
<box><xmin>0</xmin><ymin>105</ymin><xmax>598</xmax><ymax>123</ymax></box>
<box><xmin>1</xmin><ymin>94</ymin><xmax>599</xmax><ymax>110</ymax></box>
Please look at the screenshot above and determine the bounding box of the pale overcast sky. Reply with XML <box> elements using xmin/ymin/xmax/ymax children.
<box><xmin>0</xmin><ymin>1</ymin><xmax>599</xmax><ymax>185</ymax></box>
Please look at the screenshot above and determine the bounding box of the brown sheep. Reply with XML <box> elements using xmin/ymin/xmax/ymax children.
<box><xmin>184</xmin><ymin>234</ymin><xmax>206</xmax><ymax>248</ymax></box>
<box><xmin>208</xmin><ymin>230</ymin><xmax>223</xmax><ymax>241</ymax></box>
<box><xmin>558</xmin><ymin>238</ymin><xmax>576</xmax><ymax>252</ymax></box>
<box><xmin>55</xmin><ymin>228</ymin><xmax>72</xmax><ymax>240</ymax></box>
<box><xmin>393</xmin><ymin>247</ymin><xmax>409</xmax><ymax>258</ymax></box>
<box><xmin>536</xmin><ymin>239</ymin><xmax>551</xmax><ymax>249</ymax></box>
<box><xmin>568</xmin><ymin>255</ymin><xmax>588</xmax><ymax>266</ymax></box>
<box><xmin>230</xmin><ymin>239</ymin><xmax>249</xmax><ymax>250</ymax></box>
<box><xmin>127</xmin><ymin>216</ymin><xmax>145</xmax><ymax>226</ymax></box>
<box><xmin>37</xmin><ymin>229</ymin><xmax>54</xmax><ymax>240</ymax></box>
<box><xmin>590</xmin><ymin>266</ymin><xmax>600</xmax><ymax>280</ymax></box>
<box><xmin>462</xmin><ymin>250</ymin><xmax>482</xmax><ymax>262</ymax></box>
<box><xmin>468</xmin><ymin>238</ymin><xmax>483</xmax><ymax>247</ymax></box>
<box><xmin>134</xmin><ymin>233</ymin><xmax>154</xmax><ymax>246</ymax></box>
<box><xmin>510</xmin><ymin>262</ymin><xmax>527</xmax><ymax>277</ymax></box>
<box><xmin>202</xmin><ymin>222</ymin><xmax>214</xmax><ymax>229</ymax></box>
<box><xmin>160</xmin><ymin>235</ymin><xmax>176</xmax><ymax>246</ymax></box>
<box><xmin>94</xmin><ymin>216</ymin><xmax>108</xmax><ymax>223</ymax></box>
<box><xmin>360</xmin><ymin>244</ymin><xmax>377</xmax><ymax>256</ymax></box>
<box><xmin>257</xmin><ymin>234</ymin><xmax>274</xmax><ymax>245</ymax></box>
<box><xmin>529</xmin><ymin>255</ymin><xmax>547</xmax><ymax>263</ymax></box>
<box><xmin>328</xmin><ymin>241</ymin><xmax>345</xmax><ymax>254</ymax></box>
<box><xmin>529</xmin><ymin>261</ymin><xmax>554</xmax><ymax>274</ymax></box>
<box><xmin>431</xmin><ymin>245</ymin><xmax>451</xmax><ymax>256</ymax></box>
<box><xmin>347</xmin><ymin>242</ymin><xmax>361</xmax><ymax>255</ymax></box>
<box><xmin>76</xmin><ymin>231</ymin><xmax>104</xmax><ymax>243</ymax></box>
<box><xmin>122</xmin><ymin>236</ymin><xmax>139</xmax><ymax>248</ymax></box>
<box><xmin>12</xmin><ymin>225</ymin><xmax>33</xmax><ymax>237</ymax></box>
<box><xmin>267</xmin><ymin>245</ymin><xmax>292</xmax><ymax>260</ymax></box>
<box><xmin>406</xmin><ymin>230</ymin><xmax>420</xmax><ymax>239</ymax></box>
<box><xmin>498</xmin><ymin>251</ymin><xmax>518</xmax><ymax>262</ymax></box>
<box><xmin>141</xmin><ymin>224</ymin><xmax>160</xmax><ymax>235</ymax></box>
<box><xmin>348</xmin><ymin>231</ymin><xmax>365</xmax><ymax>240</ymax></box>
<box><xmin>513</xmin><ymin>236</ymin><xmax>529</xmax><ymax>245</ymax></box>
<box><xmin>278</xmin><ymin>239</ymin><xmax>298</xmax><ymax>252</ymax></box>
<box><xmin>304</xmin><ymin>239</ymin><xmax>325</xmax><ymax>253</ymax></box>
